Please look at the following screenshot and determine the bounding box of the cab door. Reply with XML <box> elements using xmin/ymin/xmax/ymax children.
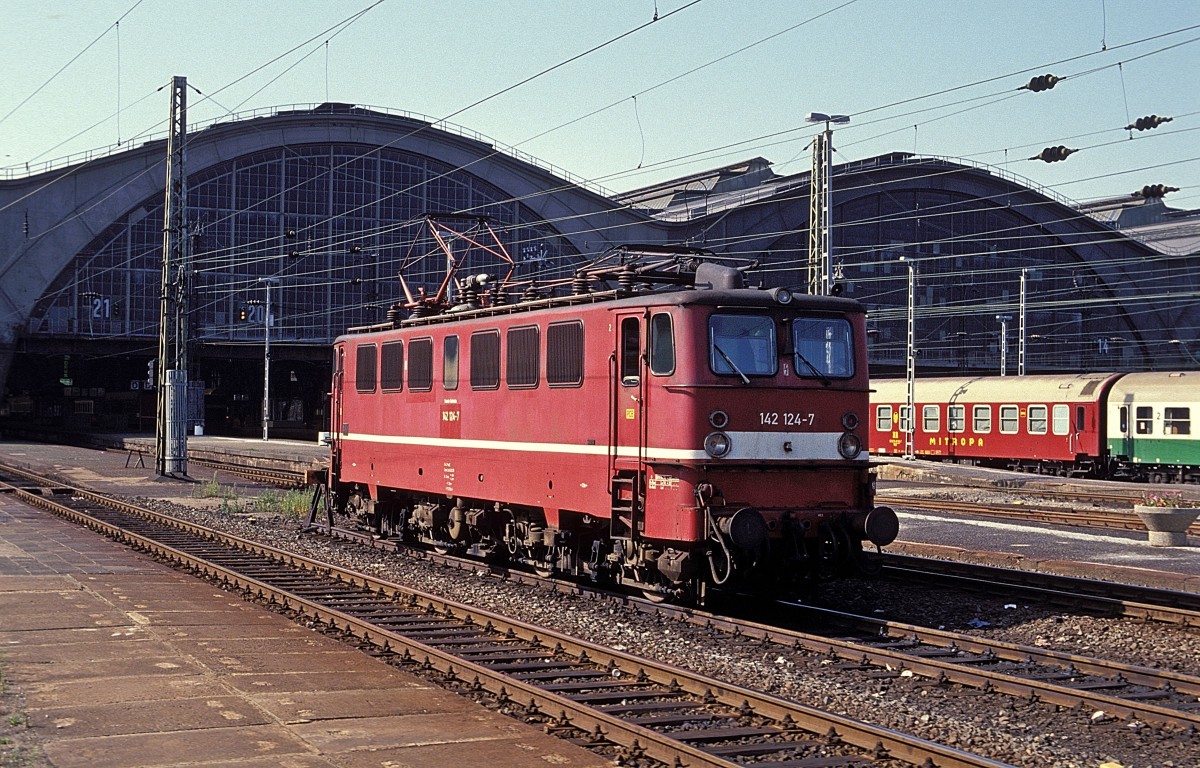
<box><xmin>609</xmin><ymin>312</ymin><xmax>647</xmax><ymax>539</ymax></box>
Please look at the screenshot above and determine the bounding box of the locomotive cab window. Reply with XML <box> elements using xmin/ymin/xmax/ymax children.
<box><xmin>1028</xmin><ymin>405</ymin><xmax>1048</xmax><ymax>435</ymax></box>
<box><xmin>1165</xmin><ymin>407</ymin><xmax>1191</xmax><ymax>435</ymax></box>
<box><xmin>620</xmin><ymin>317</ymin><xmax>641</xmax><ymax>386</ymax></box>
<box><xmin>443</xmin><ymin>335</ymin><xmax>459</xmax><ymax>391</ymax></box>
<box><xmin>875</xmin><ymin>405</ymin><xmax>893</xmax><ymax>431</ymax></box>
<box><xmin>355</xmin><ymin>344</ymin><xmax>377</xmax><ymax>393</ymax></box>
<box><xmin>408</xmin><ymin>337</ymin><xmax>433</xmax><ymax>391</ymax></box>
<box><xmin>948</xmin><ymin>405</ymin><xmax>965</xmax><ymax>433</ymax></box>
<box><xmin>380</xmin><ymin>341</ymin><xmax>403</xmax><ymax>392</ymax></box>
<box><xmin>649</xmin><ymin>313</ymin><xmax>675</xmax><ymax>375</ymax></box>
<box><xmin>710</xmin><ymin>313</ymin><xmax>776</xmax><ymax>378</ymax></box>
<box><xmin>1136</xmin><ymin>406</ymin><xmax>1153</xmax><ymax>435</ymax></box>
<box><xmin>792</xmin><ymin>317</ymin><xmax>854</xmax><ymax>378</ymax></box>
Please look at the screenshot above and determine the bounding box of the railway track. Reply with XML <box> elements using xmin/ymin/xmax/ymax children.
<box><xmin>4</xmin><ymin>460</ymin><xmax>1200</xmax><ymax>764</ymax></box>
<box><xmin>0</xmin><ymin>464</ymin><xmax>1008</xmax><ymax>768</ymax></box>
<box><xmin>877</xmin><ymin>491</ymin><xmax>1200</xmax><ymax>536</ymax></box>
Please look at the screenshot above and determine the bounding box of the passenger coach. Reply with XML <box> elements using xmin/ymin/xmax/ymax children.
<box><xmin>870</xmin><ymin>373</ymin><xmax>1123</xmax><ymax>476</ymax></box>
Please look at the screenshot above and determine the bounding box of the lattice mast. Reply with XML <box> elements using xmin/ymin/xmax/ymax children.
<box><xmin>155</xmin><ymin>76</ymin><xmax>190</xmax><ymax>476</ymax></box>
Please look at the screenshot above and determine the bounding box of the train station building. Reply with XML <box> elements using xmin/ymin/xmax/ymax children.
<box><xmin>1</xmin><ymin>103</ymin><xmax>1197</xmax><ymax>437</ymax></box>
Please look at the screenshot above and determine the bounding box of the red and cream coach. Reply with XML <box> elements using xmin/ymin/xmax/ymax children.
<box><xmin>328</xmin><ymin>247</ymin><xmax>897</xmax><ymax>602</ymax></box>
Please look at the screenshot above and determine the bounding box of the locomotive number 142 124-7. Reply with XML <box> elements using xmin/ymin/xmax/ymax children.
<box><xmin>759</xmin><ymin>411</ymin><xmax>816</xmax><ymax>427</ymax></box>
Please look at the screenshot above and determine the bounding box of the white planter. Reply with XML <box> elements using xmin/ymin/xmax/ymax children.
<box><xmin>1133</xmin><ymin>505</ymin><xmax>1199</xmax><ymax>547</ymax></box>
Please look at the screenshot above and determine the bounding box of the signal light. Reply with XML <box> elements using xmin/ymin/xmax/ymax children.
<box><xmin>1134</xmin><ymin>184</ymin><xmax>1179</xmax><ymax>199</ymax></box>
<box><xmin>238</xmin><ymin>306</ymin><xmax>248</xmax><ymax>321</ymax></box>
<box><xmin>1022</xmin><ymin>73</ymin><xmax>1060</xmax><ymax>92</ymax></box>
<box><xmin>1126</xmin><ymin>114</ymin><xmax>1172</xmax><ymax>132</ymax></box>
<box><xmin>1031</xmin><ymin>145</ymin><xmax>1076</xmax><ymax>163</ymax></box>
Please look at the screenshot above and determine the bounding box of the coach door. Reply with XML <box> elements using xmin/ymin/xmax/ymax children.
<box><xmin>609</xmin><ymin>313</ymin><xmax>647</xmax><ymax>539</ymax></box>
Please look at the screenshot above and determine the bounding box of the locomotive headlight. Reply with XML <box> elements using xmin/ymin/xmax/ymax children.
<box><xmin>837</xmin><ymin>432</ymin><xmax>862</xmax><ymax>459</ymax></box>
<box><xmin>841</xmin><ymin>411</ymin><xmax>860</xmax><ymax>431</ymax></box>
<box><xmin>704</xmin><ymin>431</ymin><xmax>732</xmax><ymax>458</ymax></box>
<box><xmin>771</xmin><ymin>287</ymin><xmax>793</xmax><ymax>305</ymax></box>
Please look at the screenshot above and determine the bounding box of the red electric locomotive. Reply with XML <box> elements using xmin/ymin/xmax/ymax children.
<box><xmin>328</xmin><ymin>247</ymin><xmax>897</xmax><ymax>601</ymax></box>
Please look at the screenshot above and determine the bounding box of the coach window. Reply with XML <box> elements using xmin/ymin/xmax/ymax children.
<box><xmin>443</xmin><ymin>336</ymin><xmax>459</xmax><ymax>391</ymax></box>
<box><xmin>506</xmin><ymin>326</ymin><xmax>540</xmax><ymax>389</ymax></box>
<box><xmin>948</xmin><ymin>404</ymin><xmax>965</xmax><ymax>433</ymax></box>
<box><xmin>649</xmin><ymin>313</ymin><xmax>675</xmax><ymax>375</ymax></box>
<box><xmin>355</xmin><ymin>344</ymin><xmax>377</xmax><ymax>393</ymax></box>
<box><xmin>876</xmin><ymin>405</ymin><xmax>893</xmax><ymax>431</ymax></box>
<box><xmin>1165</xmin><ymin>407</ymin><xmax>1191</xmax><ymax>435</ymax></box>
<box><xmin>1052</xmin><ymin>404</ymin><xmax>1070</xmax><ymax>435</ymax></box>
<box><xmin>973</xmin><ymin>405</ymin><xmax>991</xmax><ymax>434</ymax></box>
<box><xmin>620</xmin><ymin>317</ymin><xmax>641</xmax><ymax>385</ymax></box>
<box><xmin>1028</xmin><ymin>405</ymin><xmax>1048</xmax><ymax>435</ymax></box>
<box><xmin>899</xmin><ymin>405</ymin><xmax>913</xmax><ymax>433</ymax></box>
<box><xmin>922</xmin><ymin>405</ymin><xmax>940</xmax><ymax>432</ymax></box>
<box><xmin>547</xmin><ymin>321</ymin><xmax>584</xmax><ymax>387</ymax></box>
<box><xmin>1076</xmin><ymin>405</ymin><xmax>1086</xmax><ymax>432</ymax></box>
<box><xmin>1135</xmin><ymin>406</ymin><xmax>1153</xmax><ymax>434</ymax></box>
<box><xmin>1000</xmin><ymin>405</ymin><xmax>1019</xmax><ymax>434</ymax></box>
<box><xmin>380</xmin><ymin>341</ymin><xmax>404</xmax><ymax>392</ymax></box>
<box><xmin>408</xmin><ymin>337</ymin><xmax>433</xmax><ymax>391</ymax></box>
<box><xmin>470</xmin><ymin>330</ymin><xmax>500</xmax><ymax>390</ymax></box>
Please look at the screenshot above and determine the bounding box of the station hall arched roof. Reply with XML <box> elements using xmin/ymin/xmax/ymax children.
<box><xmin>0</xmin><ymin>102</ymin><xmax>1195</xmax><ymax>395</ymax></box>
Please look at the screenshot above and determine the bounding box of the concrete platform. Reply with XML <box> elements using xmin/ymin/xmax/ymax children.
<box><xmin>0</xmin><ymin>496</ymin><xmax>606</xmax><ymax>768</ymax></box>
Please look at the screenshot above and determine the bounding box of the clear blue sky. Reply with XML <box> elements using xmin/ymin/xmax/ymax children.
<box><xmin>2</xmin><ymin>0</ymin><xmax>1197</xmax><ymax>206</ymax></box>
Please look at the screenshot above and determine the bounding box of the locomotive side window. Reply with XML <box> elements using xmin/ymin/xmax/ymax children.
<box><xmin>1135</xmin><ymin>406</ymin><xmax>1153</xmax><ymax>434</ymax></box>
<box><xmin>1052</xmin><ymin>404</ymin><xmax>1069</xmax><ymax>435</ymax></box>
<box><xmin>355</xmin><ymin>344</ymin><xmax>377</xmax><ymax>393</ymax></box>
<box><xmin>1000</xmin><ymin>405</ymin><xmax>1019</xmax><ymax>434</ymax></box>
<box><xmin>792</xmin><ymin>317</ymin><xmax>854</xmax><ymax>378</ymax></box>
<box><xmin>443</xmin><ymin>336</ymin><xmax>459</xmax><ymax>391</ymax></box>
<box><xmin>408</xmin><ymin>337</ymin><xmax>433</xmax><ymax>391</ymax></box>
<box><xmin>649</xmin><ymin>313</ymin><xmax>675</xmax><ymax>375</ymax></box>
<box><xmin>948</xmin><ymin>405</ymin><xmax>965</xmax><ymax>433</ymax></box>
<box><xmin>1165</xmin><ymin>407</ymin><xmax>1191</xmax><ymax>435</ymax></box>
<box><xmin>1028</xmin><ymin>405</ymin><xmax>1048</xmax><ymax>435</ymax></box>
<box><xmin>922</xmin><ymin>405</ymin><xmax>939</xmax><ymax>432</ymax></box>
<box><xmin>973</xmin><ymin>405</ymin><xmax>992</xmax><ymax>433</ymax></box>
<box><xmin>547</xmin><ymin>321</ymin><xmax>584</xmax><ymax>387</ymax></box>
<box><xmin>875</xmin><ymin>405</ymin><xmax>893</xmax><ymax>431</ymax></box>
<box><xmin>380</xmin><ymin>341</ymin><xmax>404</xmax><ymax>392</ymax></box>
<box><xmin>506</xmin><ymin>326</ymin><xmax>540</xmax><ymax>389</ymax></box>
<box><xmin>620</xmin><ymin>317</ymin><xmax>641</xmax><ymax>386</ymax></box>
<box><xmin>470</xmin><ymin>330</ymin><xmax>500</xmax><ymax>390</ymax></box>
<box><xmin>710</xmin><ymin>314</ymin><xmax>776</xmax><ymax>377</ymax></box>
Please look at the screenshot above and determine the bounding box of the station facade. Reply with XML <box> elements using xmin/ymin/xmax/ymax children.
<box><xmin>1</xmin><ymin>103</ymin><xmax>1195</xmax><ymax>437</ymax></box>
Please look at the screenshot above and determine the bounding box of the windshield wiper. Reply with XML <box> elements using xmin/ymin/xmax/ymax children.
<box><xmin>713</xmin><ymin>344</ymin><xmax>751</xmax><ymax>385</ymax></box>
<box><xmin>794</xmin><ymin>350</ymin><xmax>831</xmax><ymax>386</ymax></box>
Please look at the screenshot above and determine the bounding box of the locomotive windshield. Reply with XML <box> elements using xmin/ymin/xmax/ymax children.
<box><xmin>792</xmin><ymin>317</ymin><xmax>855</xmax><ymax>379</ymax></box>
<box><xmin>709</xmin><ymin>314</ymin><xmax>777</xmax><ymax>379</ymax></box>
